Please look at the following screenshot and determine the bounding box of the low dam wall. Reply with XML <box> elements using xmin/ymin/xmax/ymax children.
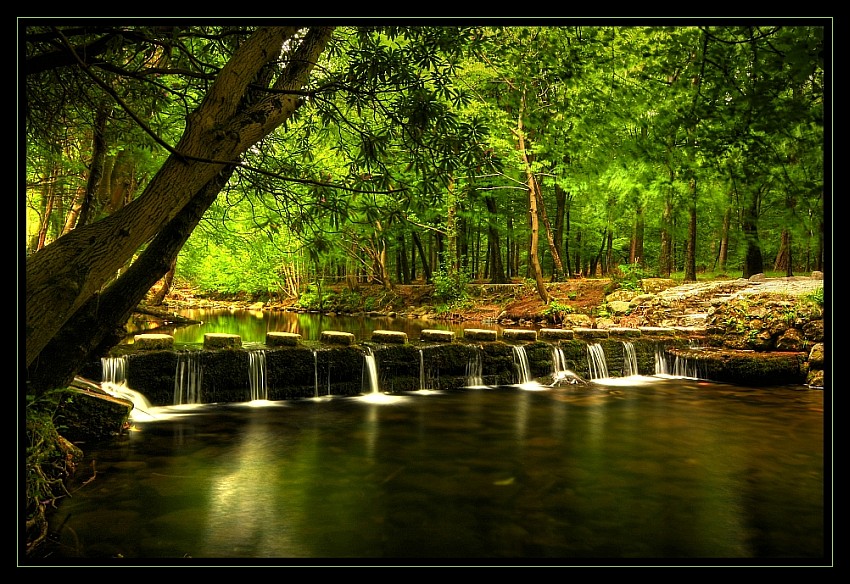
<box><xmin>78</xmin><ymin>327</ymin><xmax>814</xmax><ymax>407</ymax></box>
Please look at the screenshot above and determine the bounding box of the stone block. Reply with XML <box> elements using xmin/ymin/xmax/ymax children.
<box><xmin>134</xmin><ymin>333</ymin><xmax>174</xmax><ymax>350</ymax></box>
<box><xmin>609</xmin><ymin>327</ymin><xmax>641</xmax><ymax>337</ymax></box>
<box><xmin>203</xmin><ymin>333</ymin><xmax>242</xmax><ymax>349</ymax></box>
<box><xmin>463</xmin><ymin>328</ymin><xmax>498</xmax><ymax>342</ymax></box>
<box><xmin>321</xmin><ymin>331</ymin><xmax>356</xmax><ymax>346</ymax></box>
<box><xmin>538</xmin><ymin>328</ymin><xmax>574</xmax><ymax>340</ymax></box>
<box><xmin>372</xmin><ymin>330</ymin><xmax>408</xmax><ymax>344</ymax></box>
<box><xmin>420</xmin><ymin>329</ymin><xmax>455</xmax><ymax>343</ymax></box>
<box><xmin>502</xmin><ymin>328</ymin><xmax>538</xmax><ymax>341</ymax></box>
<box><xmin>266</xmin><ymin>331</ymin><xmax>301</xmax><ymax>346</ymax></box>
<box><xmin>574</xmin><ymin>327</ymin><xmax>609</xmax><ymax>339</ymax></box>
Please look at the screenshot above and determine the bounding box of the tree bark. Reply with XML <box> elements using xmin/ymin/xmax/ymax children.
<box><xmin>27</xmin><ymin>165</ymin><xmax>236</xmax><ymax>394</ymax></box>
<box><xmin>515</xmin><ymin>92</ymin><xmax>549</xmax><ymax>303</ymax></box>
<box><xmin>25</xmin><ymin>26</ymin><xmax>334</xmax><ymax>369</ymax></box>
<box><xmin>684</xmin><ymin>178</ymin><xmax>698</xmax><ymax>282</ymax></box>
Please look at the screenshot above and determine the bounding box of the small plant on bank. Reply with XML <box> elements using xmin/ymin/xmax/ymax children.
<box><xmin>606</xmin><ymin>262</ymin><xmax>657</xmax><ymax>294</ymax></box>
<box><xmin>432</xmin><ymin>265</ymin><xmax>471</xmax><ymax>308</ymax></box>
<box><xmin>25</xmin><ymin>389</ymin><xmax>81</xmax><ymax>557</ymax></box>
<box><xmin>542</xmin><ymin>299</ymin><xmax>574</xmax><ymax>323</ymax></box>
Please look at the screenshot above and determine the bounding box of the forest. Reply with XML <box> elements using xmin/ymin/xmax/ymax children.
<box><xmin>23</xmin><ymin>22</ymin><xmax>827</xmax><ymax>392</ymax></box>
<box><xmin>20</xmin><ymin>20</ymin><xmax>829</xmax><ymax>559</ymax></box>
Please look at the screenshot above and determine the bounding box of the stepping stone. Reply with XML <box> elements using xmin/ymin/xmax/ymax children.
<box><xmin>204</xmin><ymin>333</ymin><xmax>242</xmax><ymax>349</ymax></box>
<box><xmin>266</xmin><ymin>331</ymin><xmax>301</xmax><ymax>346</ymax></box>
<box><xmin>502</xmin><ymin>328</ymin><xmax>538</xmax><ymax>341</ymax></box>
<box><xmin>574</xmin><ymin>327</ymin><xmax>609</xmax><ymax>339</ymax></box>
<box><xmin>463</xmin><ymin>328</ymin><xmax>497</xmax><ymax>342</ymax></box>
<box><xmin>320</xmin><ymin>331</ymin><xmax>356</xmax><ymax>346</ymax></box>
<box><xmin>639</xmin><ymin>326</ymin><xmax>676</xmax><ymax>336</ymax></box>
<box><xmin>609</xmin><ymin>327</ymin><xmax>642</xmax><ymax>337</ymax></box>
<box><xmin>371</xmin><ymin>330</ymin><xmax>408</xmax><ymax>344</ymax></box>
<box><xmin>539</xmin><ymin>328</ymin><xmax>574</xmax><ymax>340</ymax></box>
<box><xmin>134</xmin><ymin>333</ymin><xmax>174</xmax><ymax>350</ymax></box>
<box><xmin>420</xmin><ymin>329</ymin><xmax>455</xmax><ymax>343</ymax></box>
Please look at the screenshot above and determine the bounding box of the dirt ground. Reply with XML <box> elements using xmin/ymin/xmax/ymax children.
<box><xmin>163</xmin><ymin>278</ymin><xmax>613</xmax><ymax>321</ymax></box>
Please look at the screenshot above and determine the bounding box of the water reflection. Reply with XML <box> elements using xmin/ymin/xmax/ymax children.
<box><xmin>127</xmin><ymin>309</ymin><xmax>505</xmax><ymax>345</ymax></box>
<box><xmin>38</xmin><ymin>379</ymin><xmax>826</xmax><ymax>563</ymax></box>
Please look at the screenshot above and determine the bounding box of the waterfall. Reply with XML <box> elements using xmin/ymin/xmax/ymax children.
<box><xmin>512</xmin><ymin>345</ymin><xmax>532</xmax><ymax>384</ymax></box>
<box><xmin>550</xmin><ymin>346</ymin><xmax>585</xmax><ymax>386</ymax></box>
<box><xmin>174</xmin><ymin>350</ymin><xmax>203</xmax><ymax>405</ymax></box>
<box><xmin>100</xmin><ymin>355</ymin><xmax>154</xmax><ymax>419</ymax></box>
<box><xmin>363</xmin><ymin>347</ymin><xmax>380</xmax><ymax>394</ymax></box>
<box><xmin>586</xmin><ymin>343</ymin><xmax>609</xmax><ymax>380</ymax></box>
<box><xmin>465</xmin><ymin>346</ymin><xmax>483</xmax><ymax>387</ymax></box>
<box><xmin>314</xmin><ymin>350</ymin><xmax>319</xmax><ymax>397</ymax></box>
<box><xmin>622</xmin><ymin>341</ymin><xmax>639</xmax><ymax>377</ymax></box>
<box><xmin>248</xmin><ymin>349</ymin><xmax>268</xmax><ymax>401</ymax></box>
<box><xmin>101</xmin><ymin>354</ymin><xmax>129</xmax><ymax>386</ymax></box>
<box><xmin>419</xmin><ymin>349</ymin><xmax>426</xmax><ymax>390</ymax></box>
<box><xmin>654</xmin><ymin>346</ymin><xmax>706</xmax><ymax>379</ymax></box>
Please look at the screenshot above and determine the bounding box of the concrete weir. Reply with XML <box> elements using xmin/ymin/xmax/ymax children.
<box><xmin>85</xmin><ymin>328</ymin><xmax>811</xmax><ymax>407</ymax></box>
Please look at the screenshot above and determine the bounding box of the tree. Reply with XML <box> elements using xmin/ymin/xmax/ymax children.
<box><xmin>26</xmin><ymin>26</ymin><xmax>335</xmax><ymax>385</ymax></box>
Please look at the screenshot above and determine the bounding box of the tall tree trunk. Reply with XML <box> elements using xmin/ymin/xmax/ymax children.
<box><xmin>515</xmin><ymin>92</ymin><xmax>549</xmax><ymax>303</ymax></box>
<box><xmin>629</xmin><ymin>200</ymin><xmax>644</xmax><ymax>266</ymax></box>
<box><xmin>26</xmin><ymin>26</ymin><xmax>334</xmax><ymax>369</ymax></box>
<box><xmin>717</xmin><ymin>204</ymin><xmax>731</xmax><ymax>272</ymax></box>
<box><xmin>741</xmin><ymin>185</ymin><xmax>765</xmax><ymax>278</ymax></box>
<box><xmin>659</xmin><ymin>192</ymin><xmax>674</xmax><ymax>278</ymax></box>
<box><xmin>412</xmin><ymin>231</ymin><xmax>432</xmax><ymax>282</ymax></box>
<box><xmin>533</xmin><ymin>181</ymin><xmax>565</xmax><ymax>281</ymax></box>
<box><xmin>484</xmin><ymin>195</ymin><xmax>506</xmax><ymax>284</ymax></box>
<box><xmin>774</xmin><ymin>230</ymin><xmax>793</xmax><ymax>276</ymax></box>
<box><xmin>397</xmin><ymin>233</ymin><xmax>410</xmax><ymax>284</ymax></box>
<box><xmin>75</xmin><ymin>101</ymin><xmax>110</xmax><ymax>228</ymax></box>
<box><xmin>149</xmin><ymin>257</ymin><xmax>177</xmax><ymax>306</ymax></box>
<box><xmin>684</xmin><ymin>178</ymin><xmax>698</xmax><ymax>282</ymax></box>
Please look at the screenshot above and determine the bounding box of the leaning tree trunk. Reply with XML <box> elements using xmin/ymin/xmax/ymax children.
<box><xmin>684</xmin><ymin>179</ymin><xmax>698</xmax><ymax>283</ymax></box>
<box><xmin>515</xmin><ymin>92</ymin><xmax>549</xmax><ymax>303</ymax></box>
<box><xmin>25</xmin><ymin>26</ymin><xmax>334</xmax><ymax>369</ymax></box>
<box><xmin>741</xmin><ymin>186</ymin><xmax>765</xmax><ymax>278</ymax></box>
<box><xmin>27</xmin><ymin>166</ymin><xmax>235</xmax><ymax>395</ymax></box>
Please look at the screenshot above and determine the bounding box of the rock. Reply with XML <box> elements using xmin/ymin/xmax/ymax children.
<box><xmin>203</xmin><ymin>333</ymin><xmax>242</xmax><ymax>349</ymax></box>
<box><xmin>808</xmin><ymin>343</ymin><xmax>824</xmax><ymax>367</ymax></box>
<box><xmin>420</xmin><ymin>329</ymin><xmax>455</xmax><ymax>342</ymax></box>
<box><xmin>640</xmin><ymin>278</ymin><xmax>676</xmax><ymax>294</ymax></box>
<box><xmin>371</xmin><ymin>330</ymin><xmax>408</xmax><ymax>344</ymax></box>
<box><xmin>502</xmin><ymin>329</ymin><xmax>537</xmax><ymax>341</ymax></box>
<box><xmin>134</xmin><ymin>333</ymin><xmax>174</xmax><ymax>350</ymax></box>
<box><xmin>266</xmin><ymin>331</ymin><xmax>301</xmax><ymax>346</ymax></box>
<box><xmin>320</xmin><ymin>331</ymin><xmax>356</xmax><ymax>345</ymax></box>
<box><xmin>607</xmin><ymin>300</ymin><xmax>632</xmax><ymax>315</ymax></box>
<box><xmin>463</xmin><ymin>328</ymin><xmax>497</xmax><ymax>342</ymax></box>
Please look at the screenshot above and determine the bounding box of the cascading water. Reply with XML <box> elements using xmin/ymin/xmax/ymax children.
<box><xmin>100</xmin><ymin>355</ymin><xmax>154</xmax><ymax>419</ymax></box>
<box><xmin>550</xmin><ymin>346</ymin><xmax>585</xmax><ymax>386</ymax></box>
<box><xmin>248</xmin><ymin>349</ymin><xmax>268</xmax><ymax>401</ymax></box>
<box><xmin>465</xmin><ymin>346</ymin><xmax>484</xmax><ymax>387</ymax></box>
<box><xmin>314</xmin><ymin>350</ymin><xmax>319</xmax><ymax>397</ymax></box>
<box><xmin>512</xmin><ymin>345</ymin><xmax>532</xmax><ymax>384</ymax></box>
<box><xmin>622</xmin><ymin>341</ymin><xmax>639</xmax><ymax>377</ymax></box>
<box><xmin>363</xmin><ymin>347</ymin><xmax>380</xmax><ymax>394</ymax></box>
<box><xmin>174</xmin><ymin>350</ymin><xmax>203</xmax><ymax>405</ymax></box>
<box><xmin>419</xmin><ymin>349</ymin><xmax>426</xmax><ymax>390</ymax></box>
<box><xmin>655</xmin><ymin>346</ymin><xmax>706</xmax><ymax>379</ymax></box>
<box><xmin>586</xmin><ymin>343</ymin><xmax>609</xmax><ymax>380</ymax></box>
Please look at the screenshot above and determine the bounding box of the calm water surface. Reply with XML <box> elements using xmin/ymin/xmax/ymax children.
<box><xmin>37</xmin><ymin>376</ymin><xmax>826</xmax><ymax>565</ymax></box>
<box><xmin>128</xmin><ymin>308</ymin><xmax>507</xmax><ymax>346</ymax></box>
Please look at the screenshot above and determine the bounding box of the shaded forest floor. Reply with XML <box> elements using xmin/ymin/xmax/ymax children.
<box><xmin>164</xmin><ymin>278</ymin><xmax>613</xmax><ymax>322</ymax></box>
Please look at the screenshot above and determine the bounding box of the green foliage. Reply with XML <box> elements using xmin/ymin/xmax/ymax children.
<box><xmin>608</xmin><ymin>263</ymin><xmax>657</xmax><ymax>293</ymax></box>
<box><xmin>432</xmin><ymin>265</ymin><xmax>472</xmax><ymax>307</ymax></box>
<box><xmin>542</xmin><ymin>299</ymin><xmax>574</xmax><ymax>323</ymax></box>
<box><xmin>25</xmin><ymin>389</ymin><xmax>79</xmax><ymax>555</ymax></box>
<box><xmin>804</xmin><ymin>286</ymin><xmax>824</xmax><ymax>307</ymax></box>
